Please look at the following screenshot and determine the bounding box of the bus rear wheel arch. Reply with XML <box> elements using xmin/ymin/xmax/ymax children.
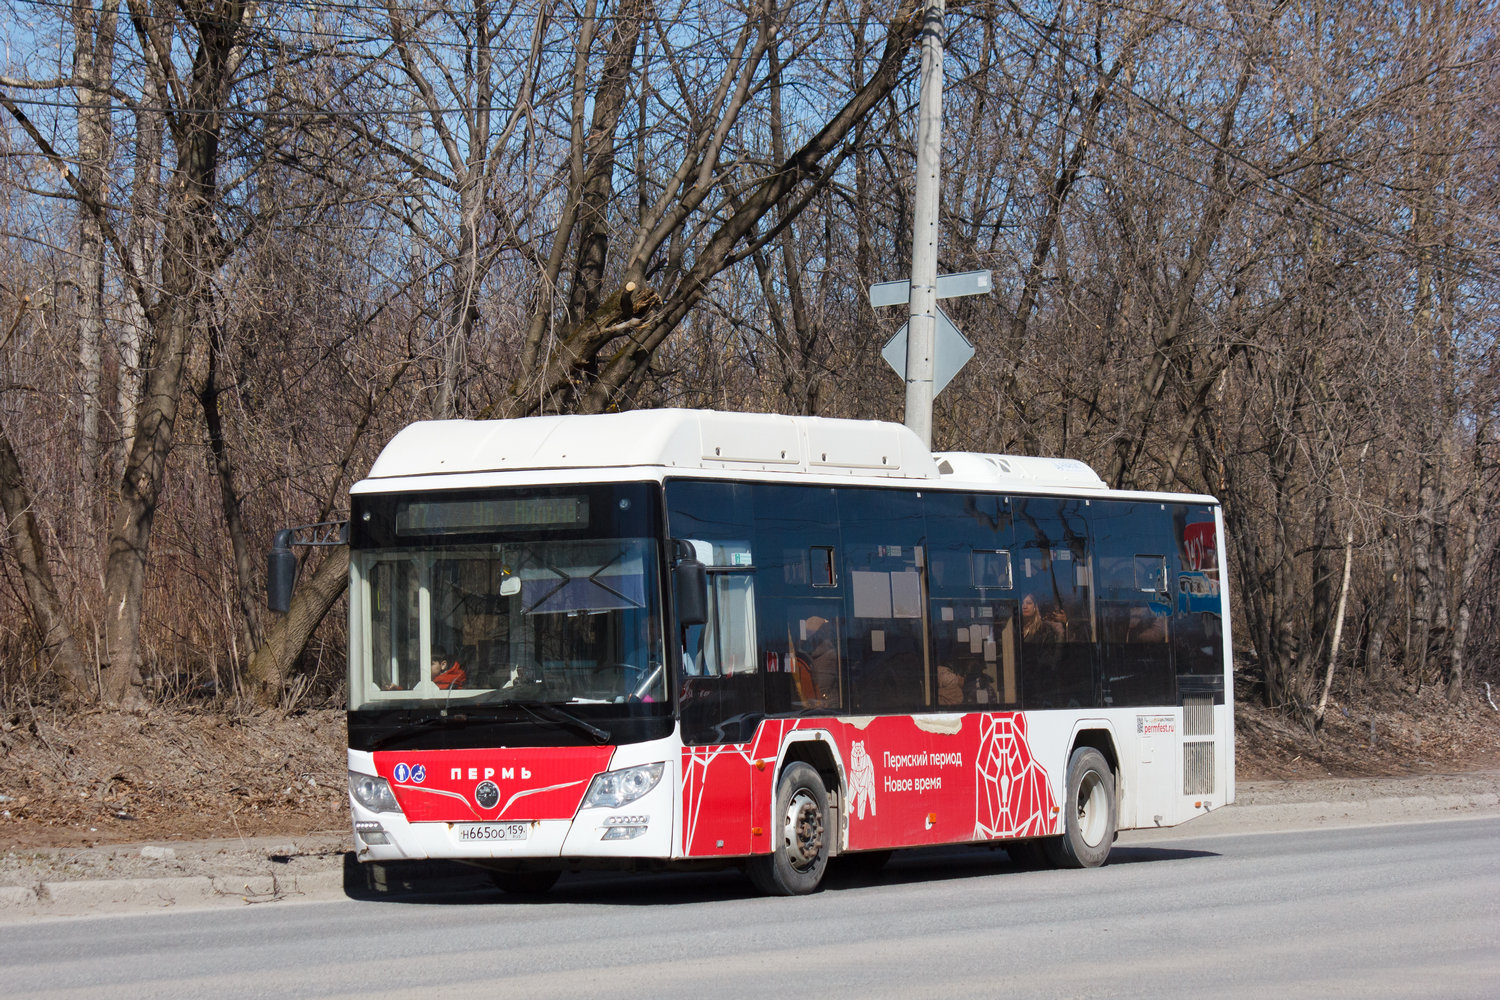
<box><xmin>748</xmin><ymin>761</ymin><xmax>832</xmax><ymax>895</ymax></box>
<box><xmin>1044</xmin><ymin>745</ymin><xmax>1118</xmax><ymax>869</ymax></box>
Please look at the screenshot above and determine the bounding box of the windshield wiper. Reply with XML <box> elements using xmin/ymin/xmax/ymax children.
<box><xmin>368</xmin><ymin>703</ymin><xmax>610</xmax><ymax>749</ymax></box>
<box><xmin>515</xmin><ymin>702</ymin><xmax>611</xmax><ymax>744</ymax></box>
<box><xmin>370</xmin><ymin>711</ymin><xmax>474</xmax><ymax>750</ymax></box>
<box><xmin>369</xmin><ymin>706</ymin><xmax>519</xmax><ymax>750</ymax></box>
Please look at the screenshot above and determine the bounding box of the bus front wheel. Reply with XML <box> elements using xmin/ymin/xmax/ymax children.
<box><xmin>1044</xmin><ymin>746</ymin><xmax>1117</xmax><ymax>869</ymax></box>
<box><xmin>749</xmin><ymin>762</ymin><xmax>831</xmax><ymax>895</ymax></box>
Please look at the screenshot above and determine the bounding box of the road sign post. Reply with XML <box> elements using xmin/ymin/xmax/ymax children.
<box><xmin>904</xmin><ymin>0</ymin><xmax>946</xmax><ymax>450</ymax></box>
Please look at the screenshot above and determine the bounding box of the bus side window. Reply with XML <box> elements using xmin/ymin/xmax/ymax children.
<box><xmin>795</xmin><ymin>611</ymin><xmax>840</xmax><ymax>707</ymax></box>
<box><xmin>840</xmin><ymin>488</ymin><xmax>927</xmax><ymax>714</ymax></box>
<box><xmin>1094</xmin><ymin>502</ymin><xmax>1176</xmax><ymax>707</ymax></box>
<box><xmin>1014</xmin><ymin>497</ymin><xmax>1097</xmax><ymax>709</ymax></box>
<box><xmin>1172</xmin><ymin>505</ymin><xmax>1224</xmax><ymax>679</ymax></box>
<box><xmin>750</xmin><ymin>484</ymin><xmax>844</xmax><ymax>716</ymax></box>
<box><xmin>932</xmin><ymin>601</ymin><xmax>1016</xmax><ymax>709</ymax></box>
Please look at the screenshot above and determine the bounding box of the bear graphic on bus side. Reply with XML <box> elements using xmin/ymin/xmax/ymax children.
<box><xmin>849</xmin><ymin>740</ymin><xmax>877</xmax><ymax>819</ymax></box>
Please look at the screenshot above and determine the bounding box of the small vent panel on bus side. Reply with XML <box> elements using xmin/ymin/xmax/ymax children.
<box><xmin>1182</xmin><ymin>694</ymin><xmax>1215</xmax><ymax>796</ymax></box>
<box><xmin>1183</xmin><ymin>695</ymin><xmax>1214</xmax><ymax>737</ymax></box>
<box><xmin>1183</xmin><ymin>743</ymin><xmax>1215</xmax><ymax>796</ymax></box>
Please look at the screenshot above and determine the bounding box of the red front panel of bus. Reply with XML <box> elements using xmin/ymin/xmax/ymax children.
<box><xmin>373</xmin><ymin>747</ymin><xmax>614</xmax><ymax>823</ymax></box>
<box><xmin>681</xmin><ymin>713</ymin><xmax>1057</xmax><ymax>857</ymax></box>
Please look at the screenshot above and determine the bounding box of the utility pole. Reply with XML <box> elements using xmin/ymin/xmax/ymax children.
<box><xmin>874</xmin><ymin>0</ymin><xmax>985</xmax><ymax>429</ymax></box>
<box><xmin>904</xmin><ymin>0</ymin><xmax>945</xmax><ymax>449</ymax></box>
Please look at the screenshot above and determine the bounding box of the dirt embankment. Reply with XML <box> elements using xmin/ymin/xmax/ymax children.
<box><xmin>1233</xmin><ymin>685</ymin><xmax>1500</xmax><ymax>780</ymax></box>
<box><xmin>1</xmin><ymin>683</ymin><xmax>1498</xmax><ymax>853</ymax></box>
<box><xmin>0</xmin><ymin>708</ymin><xmax>348</xmax><ymax>851</ymax></box>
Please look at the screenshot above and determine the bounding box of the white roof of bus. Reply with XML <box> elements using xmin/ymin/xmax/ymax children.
<box><xmin>356</xmin><ymin>409</ymin><xmax>1124</xmax><ymax>495</ymax></box>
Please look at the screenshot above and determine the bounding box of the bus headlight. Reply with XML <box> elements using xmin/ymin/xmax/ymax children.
<box><xmin>582</xmin><ymin>763</ymin><xmax>664</xmax><ymax>809</ymax></box>
<box><xmin>601</xmin><ymin>815</ymin><xmax>649</xmax><ymax>840</ymax></box>
<box><xmin>349</xmin><ymin>771</ymin><xmax>401</xmax><ymax>813</ymax></box>
<box><xmin>354</xmin><ymin>820</ymin><xmax>390</xmax><ymax>845</ymax></box>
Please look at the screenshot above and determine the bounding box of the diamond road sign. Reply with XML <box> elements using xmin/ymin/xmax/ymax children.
<box><xmin>881</xmin><ymin>307</ymin><xmax>975</xmax><ymax>395</ymax></box>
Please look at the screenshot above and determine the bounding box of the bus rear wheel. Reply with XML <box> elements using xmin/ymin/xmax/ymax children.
<box><xmin>1044</xmin><ymin>746</ymin><xmax>1117</xmax><ymax>869</ymax></box>
<box><xmin>748</xmin><ymin>762</ymin><xmax>830</xmax><ymax>895</ymax></box>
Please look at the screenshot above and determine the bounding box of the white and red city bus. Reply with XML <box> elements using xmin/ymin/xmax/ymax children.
<box><xmin>336</xmin><ymin>409</ymin><xmax>1233</xmax><ymax>894</ymax></box>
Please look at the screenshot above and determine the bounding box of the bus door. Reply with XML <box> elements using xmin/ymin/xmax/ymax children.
<box><xmin>676</xmin><ymin>540</ymin><xmax>762</xmax><ymax>857</ymax></box>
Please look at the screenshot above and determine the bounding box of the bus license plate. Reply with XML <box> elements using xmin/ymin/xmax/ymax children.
<box><xmin>454</xmin><ymin>822</ymin><xmax>530</xmax><ymax>842</ymax></box>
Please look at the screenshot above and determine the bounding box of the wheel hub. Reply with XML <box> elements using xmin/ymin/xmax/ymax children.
<box><xmin>782</xmin><ymin>790</ymin><xmax>825</xmax><ymax>870</ymax></box>
<box><xmin>1077</xmin><ymin>770</ymin><xmax>1107</xmax><ymax>847</ymax></box>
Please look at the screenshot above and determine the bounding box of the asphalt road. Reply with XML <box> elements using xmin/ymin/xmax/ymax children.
<box><xmin>5</xmin><ymin>817</ymin><xmax>1498</xmax><ymax>1000</ymax></box>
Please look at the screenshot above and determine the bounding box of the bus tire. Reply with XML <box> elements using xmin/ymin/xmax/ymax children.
<box><xmin>1044</xmin><ymin>749</ymin><xmax>1116</xmax><ymax>869</ymax></box>
<box><xmin>748</xmin><ymin>762</ymin><xmax>831</xmax><ymax>895</ymax></box>
<box><xmin>489</xmin><ymin>869</ymin><xmax>561</xmax><ymax>895</ymax></box>
<box><xmin>1045</xmin><ymin>746</ymin><xmax>1117</xmax><ymax>869</ymax></box>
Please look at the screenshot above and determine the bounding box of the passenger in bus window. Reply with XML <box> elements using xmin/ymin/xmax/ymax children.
<box><xmin>1020</xmin><ymin>594</ymin><xmax>1064</xmax><ymax>642</ymax></box>
<box><xmin>430</xmin><ymin>651</ymin><xmax>466</xmax><ymax>689</ymax></box>
<box><xmin>937</xmin><ymin>661</ymin><xmax>1001</xmax><ymax>707</ymax></box>
<box><xmin>798</xmin><ymin>616</ymin><xmax>839</xmax><ymax>706</ymax></box>
<box><xmin>936</xmin><ymin>663</ymin><xmax>964</xmax><ymax>705</ymax></box>
<box><xmin>967</xmin><ymin>666</ymin><xmax>1000</xmax><ymax>705</ymax></box>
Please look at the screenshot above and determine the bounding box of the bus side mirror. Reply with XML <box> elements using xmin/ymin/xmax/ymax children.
<box><xmin>674</xmin><ymin>555</ymin><xmax>709</xmax><ymax>627</ymax></box>
<box><xmin>268</xmin><ymin>529</ymin><xmax>299</xmax><ymax>613</ymax></box>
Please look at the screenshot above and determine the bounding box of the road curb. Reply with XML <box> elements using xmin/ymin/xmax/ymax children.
<box><xmin>5</xmin><ymin>778</ymin><xmax>1498</xmax><ymax>919</ymax></box>
<box><xmin>1123</xmin><ymin>790</ymin><xmax>1500</xmax><ymax>842</ymax></box>
<box><xmin>1231</xmin><ymin>791</ymin><xmax>1500</xmax><ymax>822</ymax></box>
<box><xmin>0</xmin><ymin>885</ymin><xmax>37</xmax><ymax>907</ymax></box>
<box><xmin>0</xmin><ymin>868</ymin><xmax>352</xmax><ymax>919</ymax></box>
<box><xmin>41</xmin><ymin>875</ymin><xmax>221</xmax><ymax>912</ymax></box>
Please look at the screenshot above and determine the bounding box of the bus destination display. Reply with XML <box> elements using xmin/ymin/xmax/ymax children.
<box><xmin>396</xmin><ymin>496</ymin><xmax>589</xmax><ymax>535</ymax></box>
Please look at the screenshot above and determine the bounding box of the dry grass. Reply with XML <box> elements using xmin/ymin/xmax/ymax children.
<box><xmin>0</xmin><ymin>707</ymin><xmax>347</xmax><ymax>850</ymax></box>
<box><xmin>2</xmin><ymin>685</ymin><xmax>1498</xmax><ymax>850</ymax></box>
<box><xmin>1234</xmin><ymin>677</ymin><xmax>1500</xmax><ymax>780</ymax></box>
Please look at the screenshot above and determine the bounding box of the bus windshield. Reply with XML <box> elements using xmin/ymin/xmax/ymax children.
<box><xmin>349</xmin><ymin>537</ymin><xmax>667</xmax><ymax>710</ymax></box>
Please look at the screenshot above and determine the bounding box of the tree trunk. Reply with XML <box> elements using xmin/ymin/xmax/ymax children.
<box><xmin>119</xmin><ymin>91</ymin><xmax>165</xmax><ymax>475</ymax></box>
<box><xmin>1410</xmin><ymin>445</ymin><xmax>1441</xmax><ymax>686</ymax></box>
<box><xmin>101</xmin><ymin>294</ymin><xmax>198</xmax><ymax>706</ymax></box>
<box><xmin>1447</xmin><ymin>514</ymin><xmax>1477</xmax><ymax>703</ymax></box>
<box><xmin>1446</xmin><ymin>429</ymin><xmax>1490</xmax><ymax>703</ymax></box>
<box><xmin>564</xmin><ymin>0</ymin><xmax>644</xmax><ymax>324</ymax></box>
<box><xmin>101</xmin><ymin>0</ymin><xmax>248</xmax><ymax>706</ymax></box>
<box><xmin>199</xmin><ymin>317</ymin><xmax>264</xmax><ymax>654</ymax></box>
<box><xmin>0</xmin><ymin>311</ymin><xmax>93</xmax><ymax>702</ymax></box>
<box><xmin>71</xmin><ymin>0</ymin><xmax>118</xmax><ymax>507</ymax></box>
<box><xmin>245</xmin><ymin>547</ymin><xmax>350</xmax><ymax>705</ymax></box>
<box><xmin>1103</xmin><ymin>57</ymin><xmax>1252</xmax><ymax>490</ymax></box>
<box><xmin>1313</xmin><ymin>511</ymin><xmax>1358</xmax><ymax>729</ymax></box>
<box><xmin>1260</xmin><ymin>370</ymin><xmax>1304</xmax><ymax>710</ymax></box>
<box><xmin>1363</xmin><ymin>524</ymin><xmax>1399</xmax><ymax>685</ymax></box>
